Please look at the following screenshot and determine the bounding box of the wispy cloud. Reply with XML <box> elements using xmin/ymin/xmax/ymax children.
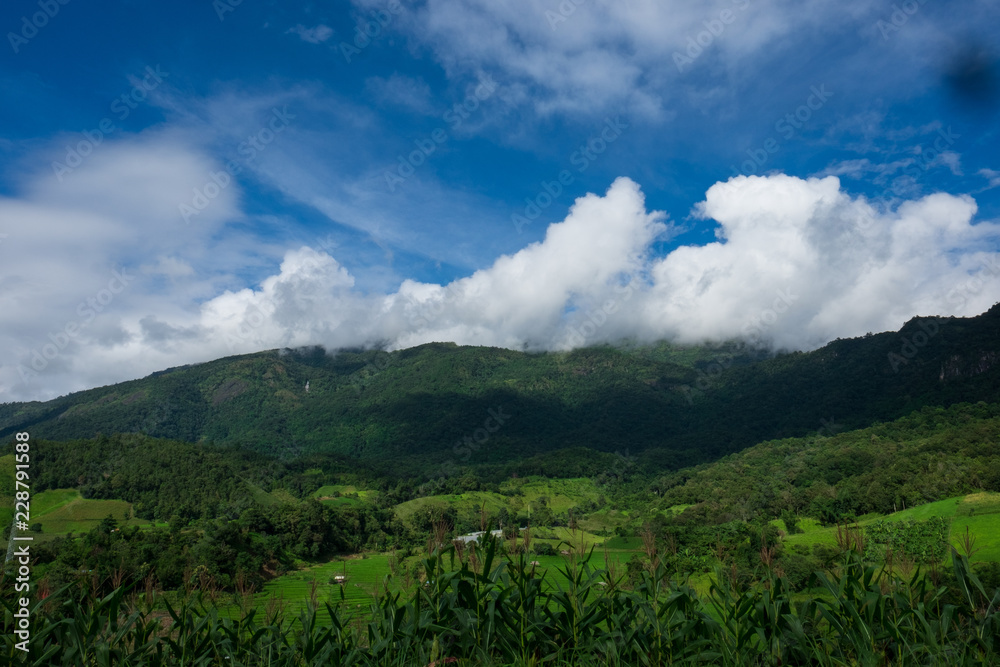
<box><xmin>286</xmin><ymin>24</ymin><xmax>334</xmax><ymax>44</ymax></box>
<box><xmin>364</xmin><ymin>74</ymin><xmax>435</xmax><ymax>114</ymax></box>
<box><xmin>979</xmin><ymin>168</ymin><xmax>1000</xmax><ymax>189</ymax></box>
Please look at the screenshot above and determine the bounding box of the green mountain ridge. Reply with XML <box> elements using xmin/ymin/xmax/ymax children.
<box><xmin>2</xmin><ymin>304</ymin><xmax>999</xmax><ymax>471</ymax></box>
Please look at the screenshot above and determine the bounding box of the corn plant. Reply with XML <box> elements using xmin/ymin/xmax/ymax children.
<box><xmin>2</xmin><ymin>545</ymin><xmax>997</xmax><ymax>665</ymax></box>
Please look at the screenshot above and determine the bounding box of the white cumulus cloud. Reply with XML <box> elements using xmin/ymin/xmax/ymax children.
<box><xmin>2</xmin><ymin>161</ymin><xmax>998</xmax><ymax>402</ymax></box>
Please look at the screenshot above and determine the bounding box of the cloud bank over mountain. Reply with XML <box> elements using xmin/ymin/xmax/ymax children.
<box><xmin>3</xmin><ymin>142</ymin><xmax>997</xmax><ymax>402</ymax></box>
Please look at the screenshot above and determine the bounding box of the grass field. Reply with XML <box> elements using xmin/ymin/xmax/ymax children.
<box><xmin>219</xmin><ymin>554</ymin><xmax>394</xmax><ymax>624</ymax></box>
<box><xmin>245</xmin><ymin>481</ymin><xmax>301</xmax><ymax>507</ymax></box>
<box><xmin>603</xmin><ymin>535</ymin><xmax>643</xmax><ymax>550</ymax></box>
<box><xmin>33</xmin><ymin>490</ymin><xmax>134</xmax><ymax>534</ymax></box>
<box><xmin>956</xmin><ymin>492</ymin><xmax>1000</xmax><ymax>517</ymax></box>
<box><xmin>0</xmin><ymin>457</ymin><xmax>148</xmax><ymax>539</ymax></box>
<box><xmin>393</xmin><ymin>491</ymin><xmax>508</xmax><ymax>524</ymax></box>
<box><xmin>311</xmin><ymin>485</ymin><xmax>372</xmax><ymax>508</ymax></box>
<box><xmin>312</xmin><ymin>484</ymin><xmax>374</xmax><ymax>500</ymax></box>
<box><xmin>511</xmin><ymin>478</ymin><xmax>603</xmax><ymax>513</ymax></box>
<box><xmin>4</xmin><ymin>488</ymin><xmax>159</xmax><ymax>538</ymax></box>
<box><xmin>393</xmin><ymin>477</ymin><xmax>606</xmax><ymax>530</ymax></box>
<box><xmin>951</xmin><ymin>513</ymin><xmax>1000</xmax><ymax>562</ymax></box>
<box><xmin>578</xmin><ymin>507</ymin><xmax>630</xmax><ymax>532</ymax></box>
<box><xmin>528</xmin><ymin>525</ymin><xmax>609</xmax><ymax>555</ymax></box>
<box><xmin>781</xmin><ymin>492</ymin><xmax>1000</xmax><ymax>563</ymax></box>
<box><xmin>32</xmin><ymin>488</ymin><xmax>82</xmax><ymax>515</ymax></box>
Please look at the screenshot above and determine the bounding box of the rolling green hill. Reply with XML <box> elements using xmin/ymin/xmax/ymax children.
<box><xmin>2</xmin><ymin>305</ymin><xmax>999</xmax><ymax>474</ymax></box>
<box><xmin>652</xmin><ymin>400</ymin><xmax>1000</xmax><ymax>524</ymax></box>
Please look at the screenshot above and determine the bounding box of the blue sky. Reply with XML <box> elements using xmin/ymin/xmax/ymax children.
<box><xmin>1</xmin><ymin>0</ymin><xmax>999</xmax><ymax>401</ymax></box>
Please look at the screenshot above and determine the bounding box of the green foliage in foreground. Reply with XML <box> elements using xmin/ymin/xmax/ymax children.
<box><xmin>3</xmin><ymin>542</ymin><xmax>998</xmax><ymax>666</ymax></box>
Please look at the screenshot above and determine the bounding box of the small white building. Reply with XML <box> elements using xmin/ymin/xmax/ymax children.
<box><xmin>454</xmin><ymin>529</ymin><xmax>504</xmax><ymax>544</ymax></box>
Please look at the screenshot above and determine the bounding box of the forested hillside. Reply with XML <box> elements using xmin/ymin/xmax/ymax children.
<box><xmin>652</xmin><ymin>400</ymin><xmax>1000</xmax><ymax>524</ymax></box>
<box><xmin>2</xmin><ymin>307</ymin><xmax>998</xmax><ymax>472</ymax></box>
